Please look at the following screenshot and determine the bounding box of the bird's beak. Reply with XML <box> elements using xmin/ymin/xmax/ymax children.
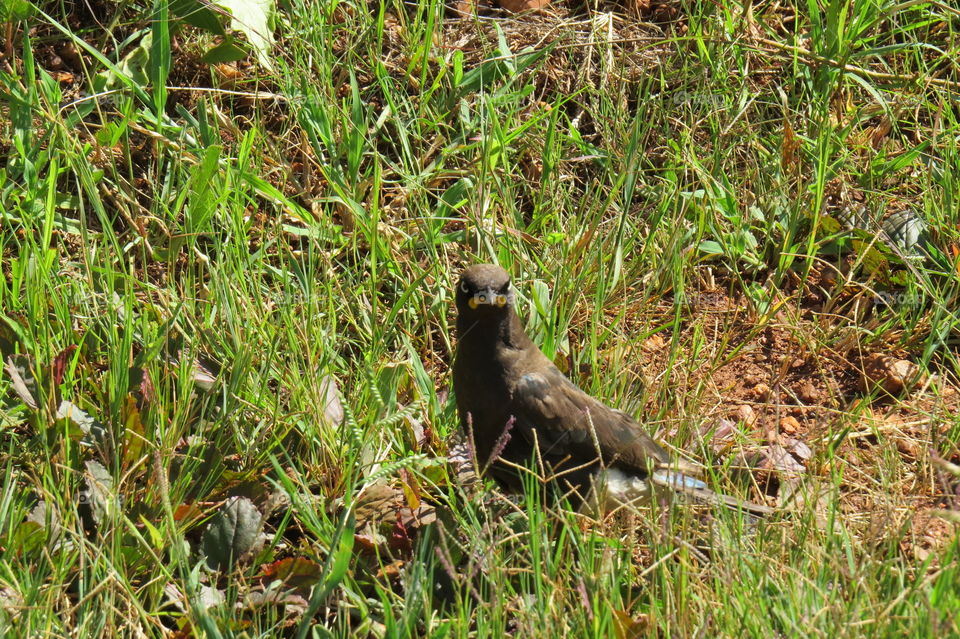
<box><xmin>468</xmin><ymin>288</ymin><xmax>510</xmax><ymax>310</ymax></box>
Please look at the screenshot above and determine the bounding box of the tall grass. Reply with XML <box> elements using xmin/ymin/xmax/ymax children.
<box><xmin>0</xmin><ymin>0</ymin><xmax>958</xmax><ymax>635</ymax></box>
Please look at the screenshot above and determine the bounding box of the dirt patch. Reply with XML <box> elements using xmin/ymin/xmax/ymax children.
<box><xmin>599</xmin><ymin>265</ymin><xmax>960</xmax><ymax>556</ymax></box>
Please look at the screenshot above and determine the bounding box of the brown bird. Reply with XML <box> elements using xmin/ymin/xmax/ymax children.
<box><xmin>453</xmin><ymin>263</ymin><xmax>771</xmax><ymax>514</ymax></box>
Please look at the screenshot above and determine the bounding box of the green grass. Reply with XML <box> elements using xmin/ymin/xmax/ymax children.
<box><xmin>1</xmin><ymin>0</ymin><xmax>959</xmax><ymax>635</ymax></box>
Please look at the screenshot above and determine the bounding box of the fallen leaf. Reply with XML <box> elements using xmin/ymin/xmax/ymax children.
<box><xmin>191</xmin><ymin>359</ymin><xmax>217</xmax><ymax>392</ymax></box>
<box><xmin>319</xmin><ymin>374</ymin><xmax>344</xmax><ymax>428</ymax></box>
<box><xmin>376</xmin><ymin>559</ymin><xmax>405</xmax><ymax>580</ymax></box>
<box><xmin>786</xmin><ymin>438</ymin><xmax>813</xmax><ymax>461</ymax></box>
<box><xmin>612</xmin><ymin>607</ymin><xmax>651</xmax><ymax>639</ymax></box>
<box><xmin>4</xmin><ymin>355</ymin><xmax>38</xmax><ymax>409</ymax></box>
<box><xmin>261</xmin><ymin>557</ymin><xmax>325</xmax><ymax>589</ymax></box>
<box><xmin>641</xmin><ymin>334</ymin><xmax>665</xmax><ymax>353</ymax></box>
<box><xmin>712</xmin><ymin>418</ymin><xmax>737</xmax><ymax>440</ymax></box>
<box><xmin>83</xmin><ymin>460</ymin><xmax>119</xmax><ymax>527</ymax></box>
<box><xmin>0</xmin><ymin>586</ymin><xmax>25</xmax><ymax>622</ymax></box>
<box><xmin>52</xmin><ymin>345</ymin><xmax>77</xmax><ymax>386</ymax></box>
<box><xmin>762</xmin><ymin>444</ymin><xmax>805</xmax><ymax>475</ymax></box>
<box><xmin>197</xmin><ymin>585</ymin><xmax>225</xmax><ymax>611</ymax></box>
<box><xmin>781</xmin><ymin>116</ymin><xmax>801</xmax><ymax>173</ymax></box>
<box><xmin>243</xmin><ymin>587</ymin><xmax>308</xmax><ymax>615</ymax></box>
<box><xmin>57</xmin><ymin>400</ymin><xmax>109</xmax><ymax>450</ymax></box>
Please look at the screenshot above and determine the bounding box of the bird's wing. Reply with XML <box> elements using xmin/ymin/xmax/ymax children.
<box><xmin>511</xmin><ymin>367</ymin><xmax>672</xmax><ymax>474</ymax></box>
<box><xmin>512</xmin><ymin>368</ymin><xmax>774</xmax><ymax>516</ymax></box>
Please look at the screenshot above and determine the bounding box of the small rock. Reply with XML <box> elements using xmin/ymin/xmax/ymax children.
<box><xmin>791</xmin><ymin>358</ymin><xmax>806</xmax><ymax>370</ymax></box>
<box><xmin>744</xmin><ymin>373</ymin><xmax>761</xmax><ymax>387</ymax></box>
<box><xmin>735</xmin><ymin>404</ymin><xmax>758</xmax><ymax>427</ymax></box>
<box><xmin>642</xmin><ymin>334</ymin><xmax>666</xmax><ymax>353</ymax></box>
<box><xmin>799</xmin><ymin>381</ymin><xmax>819</xmax><ymax>404</ymax></box>
<box><xmin>498</xmin><ymin>0</ymin><xmax>550</xmax><ymax>11</ymax></box>
<box><xmin>753</xmin><ymin>383</ymin><xmax>772</xmax><ymax>400</ymax></box>
<box><xmin>862</xmin><ymin>353</ymin><xmax>921</xmax><ymax>395</ymax></box>
<box><xmin>896</xmin><ymin>437</ymin><xmax>920</xmax><ymax>458</ymax></box>
<box><xmin>780</xmin><ymin>416</ymin><xmax>801</xmax><ymax>434</ymax></box>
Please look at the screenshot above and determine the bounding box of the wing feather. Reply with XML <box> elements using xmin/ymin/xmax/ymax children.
<box><xmin>511</xmin><ymin>368</ymin><xmax>671</xmax><ymax>474</ymax></box>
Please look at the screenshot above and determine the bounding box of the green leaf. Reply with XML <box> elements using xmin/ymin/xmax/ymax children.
<box><xmin>202</xmin><ymin>496</ymin><xmax>264</xmax><ymax>570</ymax></box>
<box><xmin>456</xmin><ymin>47</ymin><xmax>549</xmax><ymax>99</ymax></box>
<box><xmin>200</xmin><ymin>38</ymin><xmax>250</xmax><ymax>63</ymax></box>
<box><xmin>171</xmin><ymin>0</ymin><xmax>226</xmax><ymax>35</ymax></box>
<box><xmin>436</xmin><ymin>178</ymin><xmax>472</xmax><ymax>218</ymax></box>
<box><xmin>150</xmin><ymin>0</ymin><xmax>171</xmax><ymax>116</ymax></box>
<box><xmin>215</xmin><ymin>0</ymin><xmax>276</xmax><ymax>69</ymax></box>
<box><xmin>140</xmin><ymin>515</ymin><xmax>165</xmax><ymax>549</ymax></box>
<box><xmin>185</xmin><ymin>144</ymin><xmax>222</xmax><ymax>232</ymax></box>
<box><xmin>0</xmin><ymin>0</ymin><xmax>33</xmax><ymax>20</ymax></box>
<box><xmin>122</xmin><ymin>395</ymin><xmax>146</xmax><ymax>470</ymax></box>
<box><xmin>98</xmin><ymin>30</ymin><xmax>152</xmax><ymax>91</ymax></box>
<box><xmin>697</xmin><ymin>240</ymin><xmax>724</xmax><ymax>255</ymax></box>
<box><xmin>452</xmin><ymin>49</ymin><xmax>463</xmax><ymax>86</ymax></box>
<box><xmin>296</xmin><ymin>510</ymin><xmax>355</xmax><ymax>639</ymax></box>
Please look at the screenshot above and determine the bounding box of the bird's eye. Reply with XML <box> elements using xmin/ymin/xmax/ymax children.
<box><xmin>459</xmin><ymin>281</ymin><xmax>469</xmax><ymax>294</ymax></box>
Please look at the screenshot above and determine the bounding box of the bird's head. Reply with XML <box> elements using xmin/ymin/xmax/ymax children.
<box><xmin>456</xmin><ymin>264</ymin><xmax>515</xmax><ymax>317</ymax></box>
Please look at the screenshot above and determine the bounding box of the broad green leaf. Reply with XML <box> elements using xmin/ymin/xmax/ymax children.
<box><xmin>697</xmin><ymin>240</ymin><xmax>724</xmax><ymax>255</ymax></box>
<box><xmin>215</xmin><ymin>0</ymin><xmax>276</xmax><ymax>69</ymax></box>
<box><xmin>202</xmin><ymin>496</ymin><xmax>264</xmax><ymax>570</ymax></box>
<box><xmin>171</xmin><ymin>0</ymin><xmax>226</xmax><ymax>34</ymax></box>
<box><xmin>200</xmin><ymin>38</ymin><xmax>249</xmax><ymax>63</ymax></box>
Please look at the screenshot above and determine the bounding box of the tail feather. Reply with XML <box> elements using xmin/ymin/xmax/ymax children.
<box><xmin>651</xmin><ymin>470</ymin><xmax>774</xmax><ymax>516</ymax></box>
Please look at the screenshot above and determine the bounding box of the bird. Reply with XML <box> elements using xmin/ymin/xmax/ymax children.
<box><xmin>452</xmin><ymin>263</ymin><xmax>772</xmax><ymax>515</ymax></box>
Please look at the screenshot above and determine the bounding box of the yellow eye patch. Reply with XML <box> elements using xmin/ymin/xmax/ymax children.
<box><xmin>468</xmin><ymin>292</ymin><xmax>509</xmax><ymax>309</ymax></box>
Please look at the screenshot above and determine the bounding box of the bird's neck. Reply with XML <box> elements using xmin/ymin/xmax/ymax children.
<box><xmin>458</xmin><ymin>309</ymin><xmax>532</xmax><ymax>352</ymax></box>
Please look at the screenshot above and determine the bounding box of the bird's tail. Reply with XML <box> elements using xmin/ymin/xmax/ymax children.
<box><xmin>651</xmin><ymin>470</ymin><xmax>774</xmax><ymax>516</ymax></box>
